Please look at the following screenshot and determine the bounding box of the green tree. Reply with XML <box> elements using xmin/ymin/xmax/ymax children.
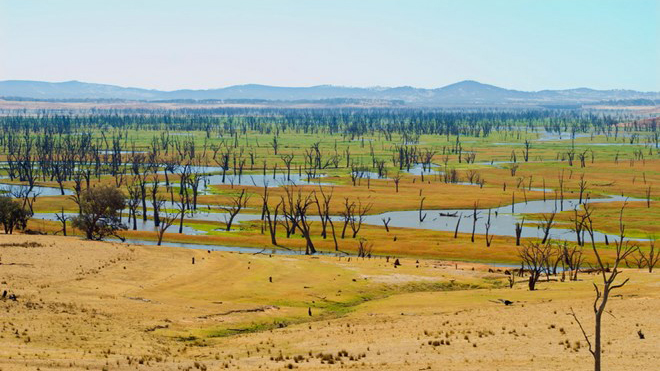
<box><xmin>72</xmin><ymin>185</ymin><xmax>126</xmax><ymax>241</ymax></box>
<box><xmin>0</xmin><ymin>196</ymin><xmax>30</xmax><ymax>234</ymax></box>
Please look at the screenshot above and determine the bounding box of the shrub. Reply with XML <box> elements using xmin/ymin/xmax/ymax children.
<box><xmin>71</xmin><ymin>185</ymin><xmax>126</xmax><ymax>240</ymax></box>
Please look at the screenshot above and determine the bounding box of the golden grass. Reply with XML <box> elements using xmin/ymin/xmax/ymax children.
<box><xmin>0</xmin><ymin>234</ymin><xmax>658</xmax><ymax>370</ymax></box>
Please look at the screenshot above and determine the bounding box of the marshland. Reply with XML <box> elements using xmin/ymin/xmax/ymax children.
<box><xmin>0</xmin><ymin>105</ymin><xmax>658</xmax><ymax>370</ymax></box>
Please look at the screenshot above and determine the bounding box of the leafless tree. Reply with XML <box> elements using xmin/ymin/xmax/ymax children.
<box><xmin>578</xmin><ymin>174</ymin><xmax>588</xmax><ymax>204</ymax></box>
<box><xmin>280</xmin><ymin>153</ymin><xmax>295</xmax><ymax>181</ymax></box>
<box><xmin>280</xmin><ymin>190</ymin><xmax>299</xmax><ymax>239</ymax></box>
<box><xmin>212</xmin><ymin>142</ymin><xmax>232</xmax><ymax>183</ymax></box>
<box><xmin>515</xmin><ymin>217</ymin><xmax>525</xmax><ymax>246</ymax></box>
<box><xmin>518</xmin><ymin>241</ymin><xmax>552</xmax><ymax>290</ymax></box>
<box><xmin>570</xmin><ymin>204</ymin><xmax>592</xmax><ymax>246</ymax></box>
<box><xmin>221</xmin><ymin>189</ymin><xmax>250</xmax><ymax>231</ymax></box>
<box><xmin>570</xmin><ymin>203</ymin><xmax>638</xmax><ymax>371</ymax></box>
<box><xmin>126</xmin><ymin>181</ymin><xmax>141</xmax><ymax>231</ymax></box>
<box><xmin>523</xmin><ymin>140</ymin><xmax>531</xmax><ymax>162</ymax></box>
<box><xmin>419</xmin><ymin>197</ymin><xmax>427</xmax><ymax>222</ymax></box>
<box><xmin>637</xmin><ymin>236</ymin><xmax>658</xmax><ymax>273</ymax></box>
<box><xmin>313</xmin><ymin>186</ymin><xmax>332</xmax><ymax>239</ymax></box>
<box><xmin>540</xmin><ymin>209</ymin><xmax>557</xmax><ymax>244</ymax></box>
<box><xmin>509</xmin><ymin>164</ymin><xmax>519</xmax><ymax>176</ymax></box>
<box><xmin>169</xmin><ymin>188</ymin><xmax>188</xmax><ymax>234</ymax></box>
<box><xmin>9</xmin><ymin>186</ymin><xmax>40</xmax><ymax>215</ymax></box>
<box><xmin>357</xmin><ymin>238</ymin><xmax>373</xmax><ymax>258</ymax></box>
<box><xmin>560</xmin><ymin>241</ymin><xmax>584</xmax><ymax>281</ymax></box>
<box><xmin>485</xmin><ymin>209</ymin><xmax>494</xmax><ymax>247</ymax></box>
<box><xmin>566</xmin><ymin>149</ymin><xmax>575</xmax><ymax>166</ymax></box>
<box><xmin>186</xmin><ymin>161</ymin><xmax>207</xmax><ymax>209</ymax></box>
<box><xmin>578</xmin><ymin>150</ymin><xmax>589</xmax><ymax>168</ymax></box>
<box><xmin>150</xmin><ymin>175</ymin><xmax>162</xmax><ymax>227</ymax></box>
<box><xmin>558</xmin><ymin>170</ymin><xmax>565</xmax><ymax>211</ymax></box>
<box><xmin>340</xmin><ymin>198</ymin><xmax>355</xmax><ymax>239</ymax></box>
<box><xmin>465</xmin><ymin>169</ymin><xmax>480</xmax><ymax>184</ymax></box>
<box><xmin>382</xmin><ymin>217</ymin><xmax>391</xmax><ymax>232</ymax></box>
<box><xmin>54</xmin><ymin>207</ymin><xmax>70</xmax><ymax>236</ymax></box>
<box><xmin>156</xmin><ymin>206</ymin><xmax>181</xmax><ymax>246</ymax></box>
<box><xmin>292</xmin><ymin>189</ymin><xmax>317</xmax><ymax>254</ymax></box>
<box><xmin>349</xmin><ymin>198</ymin><xmax>372</xmax><ymax>239</ymax></box>
<box><xmin>271</xmin><ymin>135</ymin><xmax>278</xmax><ymax>155</ymax></box>
<box><xmin>470</xmin><ymin>202</ymin><xmax>480</xmax><ymax>243</ymax></box>
<box><xmin>392</xmin><ymin>172</ymin><xmax>402</xmax><ymax>193</ymax></box>
<box><xmin>260</xmin><ymin>185</ymin><xmax>282</xmax><ymax>246</ymax></box>
<box><xmin>454</xmin><ymin>213</ymin><xmax>462</xmax><ymax>239</ymax></box>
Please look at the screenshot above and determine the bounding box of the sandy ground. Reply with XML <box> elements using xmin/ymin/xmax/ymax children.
<box><xmin>0</xmin><ymin>234</ymin><xmax>658</xmax><ymax>370</ymax></box>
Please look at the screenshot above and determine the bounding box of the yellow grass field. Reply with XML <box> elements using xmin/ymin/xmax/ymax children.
<box><xmin>1</xmin><ymin>235</ymin><xmax>657</xmax><ymax>370</ymax></box>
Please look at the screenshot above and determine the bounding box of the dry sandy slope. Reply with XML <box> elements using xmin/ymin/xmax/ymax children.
<box><xmin>0</xmin><ymin>234</ymin><xmax>658</xmax><ymax>370</ymax></box>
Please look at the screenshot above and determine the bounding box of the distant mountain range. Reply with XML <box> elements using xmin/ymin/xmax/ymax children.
<box><xmin>0</xmin><ymin>80</ymin><xmax>658</xmax><ymax>106</ymax></box>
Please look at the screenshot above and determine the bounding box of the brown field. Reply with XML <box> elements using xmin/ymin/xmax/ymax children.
<box><xmin>1</xmin><ymin>234</ymin><xmax>658</xmax><ymax>370</ymax></box>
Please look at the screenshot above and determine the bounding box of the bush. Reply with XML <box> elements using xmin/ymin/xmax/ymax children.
<box><xmin>71</xmin><ymin>185</ymin><xmax>126</xmax><ymax>240</ymax></box>
<box><xmin>0</xmin><ymin>196</ymin><xmax>30</xmax><ymax>234</ymax></box>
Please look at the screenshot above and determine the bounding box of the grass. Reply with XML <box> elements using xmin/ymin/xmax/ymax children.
<box><xmin>8</xmin><ymin>126</ymin><xmax>659</xmax><ymax>267</ymax></box>
<box><xmin>1</xmin><ymin>233</ymin><xmax>658</xmax><ymax>370</ymax></box>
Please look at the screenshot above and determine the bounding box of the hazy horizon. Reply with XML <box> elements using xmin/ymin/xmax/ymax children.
<box><xmin>3</xmin><ymin>79</ymin><xmax>660</xmax><ymax>93</ymax></box>
<box><xmin>1</xmin><ymin>0</ymin><xmax>658</xmax><ymax>91</ymax></box>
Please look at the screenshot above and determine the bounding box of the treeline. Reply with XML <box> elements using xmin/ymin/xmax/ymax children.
<box><xmin>0</xmin><ymin>108</ymin><xmax>644</xmax><ymax>137</ymax></box>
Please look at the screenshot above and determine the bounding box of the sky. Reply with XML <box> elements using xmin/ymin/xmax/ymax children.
<box><xmin>0</xmin><ymin>0</ymin><xmax>658</xmax><ymax>91</ymax></box>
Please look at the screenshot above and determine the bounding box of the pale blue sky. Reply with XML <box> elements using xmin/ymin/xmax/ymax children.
<box><xmin>1</xmin><ymin>0</ymin><xmax>658</xmax><ymax>91</ymax></box>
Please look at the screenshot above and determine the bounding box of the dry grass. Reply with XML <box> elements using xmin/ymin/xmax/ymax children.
<box><xmin>0</xmin><ymin>234</ymin><xmax>657</xmax><ymax>370</ymax></box>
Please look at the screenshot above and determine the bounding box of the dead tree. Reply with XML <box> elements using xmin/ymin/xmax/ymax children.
<box><xmin>382</xmin><ymin>217</ymin><xmax>391</xmax><ymax>232</ymax></box>
<box><xmin>54</xmin><ymin>207</ymin><xmax>70</xmax><ymax>236</ymax></box>
<box><xmin>518</xmin><ymin>242</ymin><xmax>552</xmax><ymax>290</ymax></box>
<box><xmin>340</xmin><ymin>198</ymin><xmax>355</xmax><ymax>239</ymax></box>
<box><xmin>156</xmin><ymin>206</ymin><xmax>181</xmax><ymax>246</ymax></box>
<box><xmin>260</xmin><ymin>185</ymin><xmax>282</xmax><ymax>246</ymax></box>
<box><xmin>10</xmin><ymin>186</ymin><xmax>40</xmax><ymax>216</ymax></box>
<box><xmin>578</xmin><ymin>174</ymin><xmax>588</xmax><ymax>204</ymax></box>
<box><xmin>342</xmin><ymin>198</ymin><xmax>373</xmax><ymax>238</ymax></box>
<box><xmin>566</xmin><ymin>149</ymin><xmax>575</xmax><ymax>166</ymax></box>
<box><xmin>170</xmin><ymin>190</ymin><xmax>188</xmax><ymax>234</ymax></box>
<box><xmin>280</xmin><ymin>190</ymin><xmax>299</xmax><ymax>239</ymax></box>
<box><xmin>280</xmin><ymin>153</ymin><xmax>295</xmax><ymax>181</ymax></box>
<box><xmin>126</xmin><ymin>182</ymin><xmax>141</xmax><ymax>231</ymax></box>
<box><xmin>313</xmin><ymin>186</ymin><xmax>332</xmax><ymax>239</ymax></box>
<box><xmin>293</xmin><ymin>190</ymin><xmax>317</xmax><ymax>254</ymax></box>
<box><xmin>392</xmin><ymin>172</ymin><xmax>402</xmax><ymax>193</ymax></box>
<box><xmin>470</xmin><ymin>202</ymin><xmax>480</xmax><ymax>243</ymax></box>
<box><xmin>560</xmin><ymin>241</ymin><xmax>584</xmax><ymax>281</ymax></box>
<box><xmin>150</xmin><ymin>175</ymin><xmax>162</xmax><ymax>227</ymax></box>
<box><xmin>357</xmin><ymin>238</ymin><xmax>373</xmax><ymax>258</ymax></box>
<box><xmin>485</xmin><ymin>209</ymin><xmax>494</xmax><ymax>247</ymax></box>
<box><xmin>212</xmin><ymin>143</ymin><xmax>232</xmax><ymax>183</ymax></box>
<box><xmin>271</xmin><ymin>135</ymin><xmax>278</xmax><ymax>155</ymax></box>
<box><xmin>509</xmin><ymin>164</ymin><xmax>519</xmax><ymax>176</ymax></box>
<box><xmin>316</xmin><ymin>186</ymin><xmax>339</xmax><ymax>250</ymax></box>
<box><xmin>540</xmin><ymin>210</ymin><xmax>557</xmax><ymax>244</ymax></box>
<box><xmin>570</xmin><ymin>204</ymin><xmax>592</xmax><ymax>246</ymax></box>
<box><xmin>419</xmin><ymin>197</ymin><xmax>427</xmax><ymax>222</ymax></box>
<box><xmin>637</xmin><ymin>236</ymin><xmax>658</xmax><ymax>273</ymax></box>
<box><xmin>186</xmin><ymin>162</ymin><xmax>207</xmax><ymax>210</ymax></box>
<box><xmin>454</xmin><ymin>213</ymin><xmax>462</xmax><ymax>238</ymax></box>
<box><xmin>558</xmin><ymin>170</ymin><xmax>565</xmax><ymax>211</ymax></box>
<box><xmin>578</xmin><ymin>150</ymin><xmax>588</xmax><ymax>168</ymax></box>
<box><xmin>221</xmin><ymin>189</ymin><xmax>250</xmax><ymax>231</ymax></box>
<box><xmin>571</xmin><ymin>203</ymin><xmax>638</xmax><ymax>371</ymax></box>
<box><xmin>523</xmin><ymin>140</ymin><xmax>531</xmax><ymax>162</ymax></box>
<box><xmin>515</xmin><ymin>217</ymin><xmax>525</xmax><ymax>246</ymax></box>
